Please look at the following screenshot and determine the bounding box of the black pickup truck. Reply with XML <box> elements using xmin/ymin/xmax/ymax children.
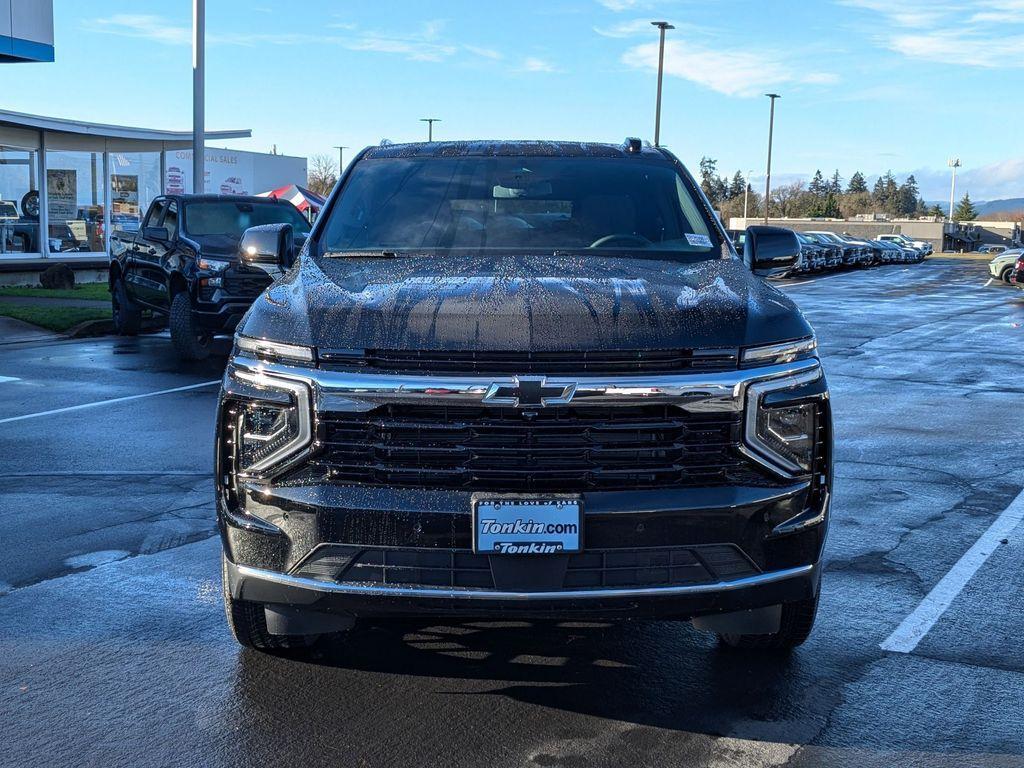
<box><xmin>217</xmin><ymin>139</ymin><xmax>832</xmax><ymax>655</ymax></box>
<box><xmin>108</xmin><ymin>194</ymin><xmax>310</xmax><ymax>360</ymax></box>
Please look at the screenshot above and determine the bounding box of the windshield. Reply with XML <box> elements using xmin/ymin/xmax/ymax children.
<box><xmin>809</xmin><ymin>232</ymin><xmax>842</xmax><ymax>244</ymax></box>
<box><xmin>184</xmin><ymin>201</ymin><xmax>311</xmax><ymax>239</ymax></box>
<box><xmin>318</xmin><ymin>155</ymin><xmax>720</xmax><ymax>260</ymax></box>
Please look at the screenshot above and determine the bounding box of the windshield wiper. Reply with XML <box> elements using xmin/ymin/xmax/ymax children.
<box><xmin>323</xmin><ymin>249</ymin><xmax>407</xmax><ymax>259</ymax></box>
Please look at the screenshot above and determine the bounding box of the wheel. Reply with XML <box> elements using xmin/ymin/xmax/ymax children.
<box><xmin>718</xmin><ymin>594</ymin><xmax>819</xmax><ymax>651</ymax></box>
<box><xmin>111</xmin><ymin>277</ymin><xmax>142</xmax><ymax>335</ymax></box>
<box><xmin>221</xmin><ymin>554</ymin><xmax>318</xmax><ymax>653</ymax></box>
<box><xmin>169</xmin><ymin>290</ymin><xmax>211</xmax><ymax>361</ymax></box>
<box><xmin>1001</xmin><ymin>266</ymin><xmax>1014</xmax><ymax>284</ymax></box>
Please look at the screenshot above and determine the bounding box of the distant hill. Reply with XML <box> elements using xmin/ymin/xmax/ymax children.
<box><xmin>923</xmin><ymin>198</ymin><xmax>1024</xmax><ymax>217</ymax></box>
<box><xmin>977</xmin><ymin>198</ymin><xmax>1024</xmax><ymax>216</ymax></box>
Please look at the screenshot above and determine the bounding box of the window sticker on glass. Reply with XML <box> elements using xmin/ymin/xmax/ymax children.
<box><xmin>686</xmin><ymin>233</ymin><xmax>713</xmax><ymax>248</ymax></box>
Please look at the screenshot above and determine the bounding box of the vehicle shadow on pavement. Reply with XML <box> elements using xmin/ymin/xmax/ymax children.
<box><xmin>228</xmin><ymin>619</ymin><xmax>826</xmax><ymax>743</ymax></box>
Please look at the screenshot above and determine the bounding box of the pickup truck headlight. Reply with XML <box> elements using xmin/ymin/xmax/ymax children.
<box><xmin>744</xmin><ymin>368</ymin><xmax>823</xmax><ymax>476</ymax></box>
<box><xmin>754</xmin><ymin>403</ymin><xmax>816</xmax><ymax>472</ymax></box>
<box><xmin>741</xmin><ymin>337</ymin><xmax>817</xmax><ymax>366</ymax></box>
<box><xmin>198</xmin><ymin>257</ymin><xmax>231</xmax><ymax>273</ymax></box>
<box><xmin>227</xmin><ymin>370</ymin><xmax>312</xmax><ymax>476</ymax></box>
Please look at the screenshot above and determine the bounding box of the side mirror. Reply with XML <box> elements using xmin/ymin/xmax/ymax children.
<box><xmin>239</xmin><ymin>223</ymin><xmax>294</xmax><ymax>275</ymax></box>
<box><xmin>744</xmin><ymin>225</ymin><xmax>799</xmax><ymax>277</ymax></box>
<box><xmin>144</xmin><ymin>226</ymin><xmax>169</xmax><ymax>242</ymax></box>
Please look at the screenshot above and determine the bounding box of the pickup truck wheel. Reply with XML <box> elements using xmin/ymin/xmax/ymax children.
<box><xmin>169</xmin><ymin>291</ymin><xmax>211</xmax><ymax>360</ymax></box>
<box><xmin>221</xmin><ymin>554</ymin><xmax>318</xmax><ymax>654</ymax></box>
<box><xmin>111</xmin><ymin>278</ymin><xmax>142</xmax><ymax>335</ymax></box>
<box><xmin>718</xmin><ymin>594</ymin><xmax>819</xmax><ymax>652</ymax></box>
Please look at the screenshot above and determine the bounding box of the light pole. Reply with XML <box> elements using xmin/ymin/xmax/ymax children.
<box><xmin>420</xmin><ymin>118</ymin><xmax>441</xmax><ymax>141</ymax></box>
<box><xmin>192</xmin><ymin>0</ymin><xmax>205</xmax><ymax>194</ymax></box>
<box><xmin>743</xmin><ymin>169</ymin><xmax>753</xmax><ymax>221</ymax></box>
<box><xmin>763</xmin><ymin>93</ymin><xmax>780</xmax><ymax>223</ymax></box>
<box><xmin>948</xmin><ymin>157</ymin><xmax>961</xmax><ymax>221</ymax></box>
<box><xmin>334</xmin><ymin>145</ymin><xmax>349</xmax><ymax>174</ymax></box>
<box><xmin>650</xmin><ymin>21</ymin><xmax>674</xmax><ymax>147</ymax></box>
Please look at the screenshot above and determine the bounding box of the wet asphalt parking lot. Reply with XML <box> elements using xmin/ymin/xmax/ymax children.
<box><xmin>1</xmin><ymin>257</ymin><xmax>1023</xmax><ymax>768</ymax></box>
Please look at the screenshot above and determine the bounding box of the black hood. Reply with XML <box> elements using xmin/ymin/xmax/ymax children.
<box><xmin>238</xmin><ymin>254</ymin><xmax>812</xmax><ymax>352</ymax></box>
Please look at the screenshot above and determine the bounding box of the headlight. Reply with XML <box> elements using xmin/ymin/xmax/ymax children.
<box><xmin>235</xmin><ymin>335</ymin><xmax>315</xmax><ymax>364</ymax></box>
<box><xmin>198</xmin><ymin>257</ymin><xmax>231</xmax><ymax>272</ymax></box>
<box><xmin>741</xmin><ymin>337</ymin><xmax>817</xmax><ymax>366</ymax></box>
<box><xmin>228</xmin><ymin>370</ymin><xmax>312</xmax><ymax>476</ymax></box>
<box><xmin>754</xmin><ymin>403</ymin><xmax>816</xmax><ymax>472</ymax></box>
<box><xmin>743</xmin><ymin>368</ymin><xmax>823</xmax><ymax>476</ymax></box>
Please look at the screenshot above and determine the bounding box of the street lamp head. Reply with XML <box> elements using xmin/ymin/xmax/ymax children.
<box><xmin>651</xmin><ymin>21</ymin><xmax>675</xmax><ymax>29</ymax></box>
<box><xmin>765</xmin><ymin>93</ymin><xmax>781</xmax><ymax>99</ymax></box>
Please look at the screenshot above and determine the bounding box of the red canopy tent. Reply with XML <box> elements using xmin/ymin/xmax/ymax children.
<box><xmin>256</xmin><ymin>184</ymin><xmax>326</xmax><ymax>216</ymax></box>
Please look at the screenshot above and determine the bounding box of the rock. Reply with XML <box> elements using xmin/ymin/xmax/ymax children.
<box><xmin>39</xmin><ymin>263</ymin><xmax>76</xmax><ymax>291</ymax></box>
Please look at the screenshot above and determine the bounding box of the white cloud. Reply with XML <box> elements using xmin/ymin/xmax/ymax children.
<box><xmin>622</xmin><ymin>39</ymin><xmax>838</xmax><ymax>97</ymax></box>
<box><xmin>900</xmin><ymin>157</ymin><xmax>1024</xmax><ymax>200</ymax></box>
<box><xmin>84</xmin><ymin>15</ymin><xmax>506</xmax><ymax>65</ymax></box>
<box><xmin>520</xmin><ymin>56</ymin><xmax>558</xmax><ymax>73</ymax></box>
<box><xmin>841</xmin><ymin>0</ymin><xmax>1024</xmax><ymax>66</ymax></box>
<box><xmin>597</xmin><ymin>0</ymin><xmax>647</xmax><ymax>10</ymax></box>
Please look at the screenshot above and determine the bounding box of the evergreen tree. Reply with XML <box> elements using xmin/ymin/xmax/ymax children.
<box><xmin>823</xmin><ymin>191</ymin><xmax>841</xmax><ymax>218</ymax></box>
<box><xmin>928</xmin><ymin>203</ymin><xmax>945</xmax><ymax>218</ymax></box>
<box><xmin>698</xmin><ymin>156</ymin><xmax>727</xmax><ymax>206</ymax></box>
<box><xmin>953</xmin><ymin>193</ymin><xmax>978</xmax><ymax>221</ymax></box>
<box><xmin>897</xmin><ymin>175</ymin><xmax>919</xmax><ymax>217</ymax></box>
<box><xmin>727</xmin><ymin>171</ymin><xmax>746</xmax><ymax>200</ymax></box>
<box><xmin>830</xmin><ymin>170</ymin><xmax>843</xmax><ymax>196</ymax></box>
<box><xmin>847</xmin><ymin>171</ymin><xmax>868</xmax><ymax>194</ymax></box>
<box><xmin>808</xmin><ymin>170</ymin><xmax>826</xmax><ymax>197</ymax></box>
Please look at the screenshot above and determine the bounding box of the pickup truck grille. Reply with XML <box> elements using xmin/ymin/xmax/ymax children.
<box><xmin>291</xmin><ymin>543</ymin><xmax>760</xmax><ymax>590</ymax></box>
<box><xmin>318</xmin><ymin>348</ymin><xmax>739</xmax><ymax>376</ymax></box>
<box><xmin>314</xmin><ymin>404</ymin><xmax>770</xmax><ymax>492</ymax></box>
<box><xmin>221</xmin><ymin>270</ymin><xmax>272</xmax><ymax>298</ymax></box>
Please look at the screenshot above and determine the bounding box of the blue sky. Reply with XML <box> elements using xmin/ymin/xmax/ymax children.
<box><xmin>8</xmin><ymin>0</ymin><xmax>1024</xmax><ymax>200</ymax></box>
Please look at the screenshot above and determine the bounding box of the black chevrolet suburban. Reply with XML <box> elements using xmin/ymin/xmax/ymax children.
<box><xmin>218</xmin><ymin>140</ymin><xmax>832</xmax><ymax>654</ymax></box>
<box><xmin>109</xmin><ymin>194</ymin><xmax>311</xmax><ymax>360</ymax></box>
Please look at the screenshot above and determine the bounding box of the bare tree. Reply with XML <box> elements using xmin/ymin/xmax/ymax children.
<box><xmin>768</xmin><ymin>181</ymin><xmax>806</xmax><ymax>218</ymax></box>
<box><xmin>307</xmin><ymin>154</ymin><xmax>339</xmax><ymax>198</ymax></box>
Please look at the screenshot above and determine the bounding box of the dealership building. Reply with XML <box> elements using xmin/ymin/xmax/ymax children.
<box><xmin>0</xmin><ymin>2</ymin><xmax>308</xmax><ymax>275</ymax></box>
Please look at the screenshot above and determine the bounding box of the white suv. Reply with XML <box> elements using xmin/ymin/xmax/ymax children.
<box><xmin>989</xmin><ymin>249</ymin><xmax>1024</xmax><ymax>283</ymax></box>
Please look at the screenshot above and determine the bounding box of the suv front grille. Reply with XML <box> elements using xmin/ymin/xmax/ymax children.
<box><xmin>313</xmin><ymin>404</ymin><xmax>772</xmax><ymax>492</ymax></box>
<box><xmin>317</xmin><ymin>348</ymin><xmax>739</xmax><ymax>376</ymax></box>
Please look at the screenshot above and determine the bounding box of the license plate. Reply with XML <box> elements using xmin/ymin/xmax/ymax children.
<box><xmin>473</xmin><ymin>496</ymin><xmax>582</xmax><ymax>555</ymax></box>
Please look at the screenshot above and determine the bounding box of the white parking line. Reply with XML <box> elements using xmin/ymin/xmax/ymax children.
<box><xmin>880</xmin><ymin>487</ymin><xmax>1024</xmax><ymax>654</ymax></box>
<box><xmin>0</xmin><ymin>375</ymin><xmax>19</xmax><ymax>384</ymax></box>
<box><xmin>0</xmin><ymin>380</ymin><xmax>220</xmax><ymax>425</ymax></box>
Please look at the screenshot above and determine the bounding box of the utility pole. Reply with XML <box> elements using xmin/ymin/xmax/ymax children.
<box><xmin>650</xmin><ymin>21</ymin><xmax>674</xmax><ymax>147</ymax></box>
<box><xmin>334</xmin><ymin>145</ymin><xmax>349</xmax><ymax>174</ymax></box>
<box><xmin>420</xmin><ymin>118</ymin><xmax>441</xmax><ymax>142</ymax></box>
<box><xmin>743</xmin><ymin>169</ymin><xmax>753</xmax><ymax>221</ymax></box>
<box><xmin>192</xmin><ymin>0</ymin><xmax>205</xmax><ymax>194</ymax></box>
<box><xmin>763</xmin><ymin>93</ymin><xmax>780</xmax><ymax>224</ymax></box>
<box><xmin>948</xmin><ymin>157</ymin><xmax>961</xmax><ymax>221</ymax></box>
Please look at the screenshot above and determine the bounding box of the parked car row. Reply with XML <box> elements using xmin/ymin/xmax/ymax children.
<box><xmin>729</xmin><ymin>229</ymin><xmax>930</xmax><ymax>276</ymax></box>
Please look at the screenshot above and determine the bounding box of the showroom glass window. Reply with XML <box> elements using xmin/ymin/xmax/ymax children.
<box><xmin>0</xmin><ymin>144</ymin><xmax>42</xmax><ymax>256</ymax></box>
<box><xmin>45</xmin><ymin>150</ymin><xmax>104</xmax><ymax>254</ymax></box>
<box><xmin>109</xmin><ymin>152</ymin><xmax>161</xmax><ymax>235</ymax></box>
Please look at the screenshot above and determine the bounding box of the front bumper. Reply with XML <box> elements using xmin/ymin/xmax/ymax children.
<box><xmin>224</xmin><ymin>554</ymin><xmax>821</xmax><ymax>621</ymax></box>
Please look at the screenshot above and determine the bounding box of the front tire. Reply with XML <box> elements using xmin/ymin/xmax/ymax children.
<box><xmin>718</xmin><ymin>594</ymin><xmax>819</xmax><ymax>651</ymax></box>
<box><xmin>111</xmin><ymin>277</ymin><xmax>142</xmax><ymax>335</ymax></box>
<box><xmin>221</xmin><ymin>554</ymin><xmax>318</xmax><ymax>654</ymax></box>
<box><xmin>169</xmin><ymin>290</ymin><xmax>211</xmax><ymax>361</ymax></box>
<box><xmin>1001</xmin><ymin>266</ymin><xmax>1015</xmax><ymax>284</ymax></box>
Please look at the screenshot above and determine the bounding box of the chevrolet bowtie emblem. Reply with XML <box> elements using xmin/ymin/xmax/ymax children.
<box><xmin>482</xmin><ymin>377</ymin><xmax>577</xmax><ymax>407</ymax></box>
